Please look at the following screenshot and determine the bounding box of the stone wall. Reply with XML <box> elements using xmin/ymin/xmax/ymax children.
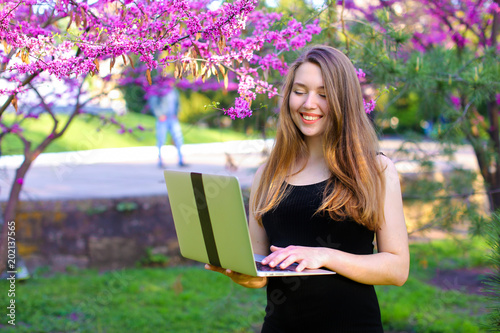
<box><xmin>2</xmin><ymin>196</ymin><xmax>185</xmax><ymax>272</ymax></box>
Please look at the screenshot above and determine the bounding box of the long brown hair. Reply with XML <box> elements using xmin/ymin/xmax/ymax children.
<box><xmin>253</xmin><ymin>45</ymin><xmax>386</xmax><ymax>231</ymax></box>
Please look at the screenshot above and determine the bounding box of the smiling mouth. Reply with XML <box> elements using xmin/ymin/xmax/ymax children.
<box><xmin>300</xmin><ymin>112</ymin><xmax>322</xmax><ymax>122</ymax></box>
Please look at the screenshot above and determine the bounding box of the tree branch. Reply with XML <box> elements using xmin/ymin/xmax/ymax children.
<box><xmin>440</xmin><ymin>97</ymin><xmax>475</xmax><ymax>137</ymax></box>
<box><xmin>29</xmin><ymin>83</ymin><xmax>58</xmax><ymax>122</ymax></box>
<box><xmin>490</xmin><ymin>1</ymin><xmax>500</xmax><ymax>48</ymax></box>
<box><xmin>0</xmin><ymin>1</ymin><xmax>22</xmax><ymax>24</ymax></box>
<box><xmin>56</xmin><ymin>77</ymin><xmax>88</xmax><ymax>138</ymax></box>
<box><xmin>0</xmin><ymin>70</ymin><xmax>42</xmax><ymax>117</ymax></box>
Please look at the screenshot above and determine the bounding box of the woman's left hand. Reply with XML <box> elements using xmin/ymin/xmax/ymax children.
<box><xmin>261</xmin><ymin>245</ymin><xmax>331</xmax><ymax>272</ymax></box>
<box><xmin>204</xmin><ymin>264</ymin><xmax>267</xmax><ymax>289</ymax></box>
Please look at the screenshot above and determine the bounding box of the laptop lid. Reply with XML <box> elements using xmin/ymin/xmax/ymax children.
<box><xmin>164</xmin><ymin>170</ymin><xmax>259</xmax><ymax>276</ymax></box>
<box><xmin>163</xmin><ymin>170</ymin><xmax>335</xmax><ymax>277</ymax></box>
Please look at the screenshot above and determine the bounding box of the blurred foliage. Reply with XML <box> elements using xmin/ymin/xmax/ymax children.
<box><xmin>332</xmin><ymin>2</ymin><xmax>498</xmax><ymax>236</ymax></box>
<box><xmin>484</xmin><ymin>213</ymin><xmax>500</xmax><ymax>331</ymax></box>
<box><xmin>121</xmin><ymin>84</ymin><xmax>147</xmax><ymax>114</ymax></box>
<box><xmin>115</xmin><ymin>201</ymin><xmax>139</xmax><ymax>212</ymax></box>
<box><xmin>178</xmin><ymin>90</ymin><xmax>214</xmax><ymax>125</ymax></box>
<box><xmin>136</xmin><ymin>248</ymin><xmax>170</xmax><ymax>268</ymax></box>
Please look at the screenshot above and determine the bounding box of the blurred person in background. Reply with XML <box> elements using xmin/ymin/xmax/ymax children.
<box><xmin>148</xmin><ymin>87</ymin><xmax>185</xmax><ymax>168</ymax></box>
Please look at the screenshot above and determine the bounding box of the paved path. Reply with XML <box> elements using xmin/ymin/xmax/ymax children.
<box><xmin>0</xmin><ymin>140</ymin><xmax>273</xmax><ymax>201</ymax></box>
<box><xmin>0</xmin><ymin>138</ymin><xmax>479</xmax><ymax>202</ymax></box>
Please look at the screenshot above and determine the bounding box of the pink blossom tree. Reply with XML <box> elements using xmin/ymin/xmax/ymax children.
<box><xmin>0</xmin><ymin>0</ymin><xmax>322</xmax><ymax>272</ymax></box>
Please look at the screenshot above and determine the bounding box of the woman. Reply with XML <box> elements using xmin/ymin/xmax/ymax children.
<box><xmin>206</xmin><ymin>45</ymin><xmax>409</xmax><ymax>332</ymax></box>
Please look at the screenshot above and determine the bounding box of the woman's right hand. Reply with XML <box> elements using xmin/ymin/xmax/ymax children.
<box><xmin>205</xmin><ymin>264</ymin><xmax>267</xmax><ymax>289</ymax></box>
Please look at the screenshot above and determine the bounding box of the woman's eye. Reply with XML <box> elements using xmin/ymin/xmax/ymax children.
<box><xmin>294</xmin><ymin>91</ymin><xmax>305</xmax><ymax>95</ymax></box>
<box><xmin>319</xmin><ymin>94</ymin><xmax>326</xmax><ymax>98</ymax></box>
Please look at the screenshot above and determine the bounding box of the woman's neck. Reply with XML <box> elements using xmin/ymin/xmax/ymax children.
<box><xmin>304</xmin><ymin>135</ymin><xmax>325</xmax><ymax>161</ymax></box>
<box><xmin>288</xmin><ymin>137</ymin><xmax>330</xmax><ymax>185</ymax></box>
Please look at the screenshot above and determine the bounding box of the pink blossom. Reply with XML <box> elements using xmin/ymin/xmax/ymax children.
<box><xmin>450</xmin><ymin>95</ymin><xmax>461</xmax><ymax>109</ymax></box>
<box><xmin>10</xmin><ymin>123</ymin><xmax>23</xmax><ymax>134</ymax></box>
<box><xmin>363</xmin><ymin>99</ymin><xmax>376</xmax><ymax>114</ymax></box>
<box><xmin>490</xmin><ymin>2</ymin><xmax>500</xmax><ymax>14</ymax></box>
<box><xmin>224</xmin><ymin>97</ymin><xmax>252</xmax><ymax>120</ymax></box>
<box><xmin>1</xmin><ymin>0</ymin><xmax>323</xmax><ymax>123</ymax></box>
<box><xmin>356</xmin><ymin>68</ymin><xmax>366</xmax><ymax>80</ymax></box>
<box><xmin>16</xmin><ymin>178</ymin><xmax>24</xmax><ymax>185</ymax></box>
<box><xmin>451</xmin><ymin>32</ymin><xmax>467</xmax><ymax>49</ymax></box>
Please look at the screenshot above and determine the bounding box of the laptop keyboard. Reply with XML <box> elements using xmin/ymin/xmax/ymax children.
<box><xmin>256</xmin><ymin>261</ymin><xmax>298</xmax><ymax>272</ymax></box>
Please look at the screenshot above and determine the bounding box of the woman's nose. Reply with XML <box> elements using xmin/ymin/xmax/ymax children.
<box><xmin>303</xmin><ymin>93</ymin><xmax>318</xmax><ymax>109</ymax></box>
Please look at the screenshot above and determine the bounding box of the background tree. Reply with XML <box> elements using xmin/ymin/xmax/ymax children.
<box><xmin>316</xmin><ymin>0</ymin><xmax>499</xmax><ymax>233</ymax></box>
<box><xmin>0</xmin><ymin>0</ymin><xmax>321</xmax><ymax>273</ymax></box>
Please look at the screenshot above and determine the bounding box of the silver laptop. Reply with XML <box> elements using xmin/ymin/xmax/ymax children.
<box><xmin>163</xmin><ymin>170</ymin><xmax>335</xmax><ymax>277</ymax></box>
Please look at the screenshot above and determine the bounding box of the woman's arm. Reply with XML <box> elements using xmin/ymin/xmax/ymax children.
<box><xmin>261</xmin><ymin>156</ymin><xmax>410</xmax><ymax>286</ymax></box>
<box><xmin>205</xmin><ymin>164</ymin><xmax>270</xmax><ymax>289</ymax></box>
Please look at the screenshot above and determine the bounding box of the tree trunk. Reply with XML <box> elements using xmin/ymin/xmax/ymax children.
<box><xmin>468</xmin><ymin>105</ymin><xmax>500</xmax><ymax>213</ymax></box>
<box><xmin>0</xmin><ymin>135</ymin><xmax>55</xmax><ymax>273</ymax></box>
<box><xmin>488</xmin><ymin>0</ymin><xmax>500</xmax><ymax>211</ymax></box>
<box><xmin>0</xmin><ymin>155</ymin><xmax>34</xmax><ymax>273</ymax></box>
<box><xmin>471</xmin><ymin>154</ymin><xmax>500</xmax><ymax>212</ymax></box>
<box><xmin>488</xmin><ymin>100</ymin><xmax>500</xmax><ymax>211</ymax></box>
<box><xmin>0</xmin><ymin>80</ymin><xmax>82</xmax><ymax>274</ymax></box>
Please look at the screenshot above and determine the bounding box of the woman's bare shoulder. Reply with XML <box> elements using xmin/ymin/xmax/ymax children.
<box><xmin>256</xmin><ymin>162</ymin><xmax>267</xmax><ymax>175</ymax></box>
<box><xmin>249</xmin><ymin>162</ymin><xmax>267</xmax><ymax>189</ymax></box>
<box><xmin>376</xmin><ymin>153</ymin><xmax>396</xmax><ymax>170</ymax></box>
<box><xmin>255</xmin><ymin>162</ymin><xmax>268</xmax><ymax>179</ymax></box>
<box><xmin>376</xmin><ymin>153</ymin><xmax>400</xmax><ymax>186</ymax></box>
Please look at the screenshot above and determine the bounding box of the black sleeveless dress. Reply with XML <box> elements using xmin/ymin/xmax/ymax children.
<box><xmin>261</xmin><ymin>180</ymin><xmax>383</xmax><ymax>333</ymax></box>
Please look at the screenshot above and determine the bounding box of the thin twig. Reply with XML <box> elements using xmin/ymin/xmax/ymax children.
<box><xmin>341</xmin><ymin>0</ymin><xmax>349</xmax><ymax>52</ymax></box>
<box><xmin>440</xmin><ymin>97</ymin><xmax>476</xmax><ymax>137</ymax></box>
<box><xmin>0</xmin><ymin>1</ymin><xmax>22</xmax><ymax>24</ymax></box>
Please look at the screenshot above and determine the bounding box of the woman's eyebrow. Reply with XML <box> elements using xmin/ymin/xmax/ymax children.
<box><xmin>292</xmin><ymin>82</ymin><xmax>325</xmax><ymax>89</ymax></box>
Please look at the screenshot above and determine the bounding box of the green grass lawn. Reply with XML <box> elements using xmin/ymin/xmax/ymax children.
<box><xmin>1</xmin><ymin>112</ymin><xmax>254</xmax><ymax>156</ymax></box>
<box><xmin>0</xmin><ymin>238</ymin><xmax>492</xmax><ymax>332</ymax></box>
<box><xmin>1</xmin><ymin>266</ymin><xmax>265</xmax><ymax>333</ymax></box>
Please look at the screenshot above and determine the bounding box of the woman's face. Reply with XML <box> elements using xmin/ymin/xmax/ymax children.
<box><xmin>289</xmin><ymin>62</ymin><xmax>329</xmax><ymax>140</ymax></box>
